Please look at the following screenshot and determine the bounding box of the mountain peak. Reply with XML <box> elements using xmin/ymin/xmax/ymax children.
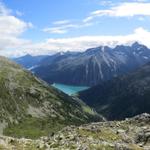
<box><xmin>85</xmin><ymin>46</ymin><xmax>111</xmax><ymax>54</ymax></box>
<box><xmin>24</xmin><ymin>54</ymin><xmax>33</xmax><ymax>58</ymax></box>
<box><xmin>132</xmin><ymin>42</ymin><xmax>143</xmax><ymax>48</ymax></box>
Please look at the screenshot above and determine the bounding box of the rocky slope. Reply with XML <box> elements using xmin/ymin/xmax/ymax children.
<box><xmin>0</xmin><ymin>56</ymin><xmax>102</xmax><ymax>139</ymax></box>
<box><xmin>30</xmin><ymin>42</ymin><xmax>150</xmax><ymax>86</ymax></box>
<box><xmin>0</xmin><ymin>113</ymin><xmax>149</xmax><ymax>150</ymax></box>
<box><xmin>79</xmin><ymin>62</ymin><xmax>150</xmax><ymax>120</ymax></box>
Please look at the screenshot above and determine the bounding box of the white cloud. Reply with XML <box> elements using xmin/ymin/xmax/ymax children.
<box><xmin>43</xmin><ymin>27</ymin><xmax>68</xmax><ymax>34</ymax></box>
<box><xmin>43</xmin><ymin>21</ymin><xmax>93</xmax><ymax>34</ymax></box>
<box><xmin>132</xmin><ymin>0</ymin><xmax>148</xmax><ymax>2</ymax></box>
<box><xmin>2</xmin><ymin>27</ymin><xmax>150</xmax><ymax>57</ymax></box>
<box><xmin>138</xmin><ymin>16</ymin><xmax>145</xmax><ymax>21</ymax></box>
<box><xmin>53</xmin><ymin>20</ymin><xmax>71</xmax><ymax>25</ymax></box>
<box><xmin>0</xmin><ymin>2</ymin><xmax>33</xmax><ymax>51</ymax></box>
<box><xmin>98</xmin><ymin>0</ymin><xmax>113</xmax><ymax>6</ymax></box>
<box><xmin>41</xmin><ymin>27</ymin><xmax>150</xmax><ymax>51</ymax></box>
<box><xmin>43</xmin><ymin>23</ymin><xmax>78</xmax><ymax>34</ymax></box>
<box><xmin>84</xmin><ymin>2</ymin><xmax>150</xmax><ymax>22</ymax></box>
<box><xmin>15</xmin><ymin>10</ymin><xmax>24</xmax><ymax>17</ymax></box>
<box><xmin>0</xmin><ymin>16</ymin><xmax>31</xmax><ymax>36</ymax></box>
<box><xmin>0</xmin><ymin>2</ymin><xmax>11</xmax><ymax>15</ymax></box>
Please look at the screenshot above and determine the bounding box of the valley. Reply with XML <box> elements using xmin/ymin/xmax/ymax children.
<box><xmin>1</xmin><ymin>43</ymin><xmax>150</xmax><ymax>149</ymax></box>
<box><xmin>8</xmin><ymin>42</ymin><xmax>150</xmax><ymax>150</ymax></box>
<box><xmin>13</xmin><ymin>42</ymin><xmax>150</xmax><ymax>121</ymax></box>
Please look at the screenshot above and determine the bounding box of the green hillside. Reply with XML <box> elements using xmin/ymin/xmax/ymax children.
<box><xmin>0</xmin><ymin>56</ymin><xmax>102</xmax><ymax>139</ymax></box>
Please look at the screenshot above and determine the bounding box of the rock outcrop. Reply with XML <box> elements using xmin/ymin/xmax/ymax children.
<box><xmin>0</xmin><ymin>113</ymin><xmax>149</xmax><ymax>150</ymax></box>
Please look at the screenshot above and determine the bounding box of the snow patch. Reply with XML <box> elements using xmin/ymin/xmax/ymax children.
<box><xmin>28</xmin><ymin>65</ymin><xmax>38</xmax><ymax>71</ymax></box>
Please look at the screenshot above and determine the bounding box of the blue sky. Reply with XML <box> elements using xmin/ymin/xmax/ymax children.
<box><xmin>3</xmin><ymin>0</ymin><xmax>101</xmax><ymax>40</ymax></box>
<box><xmin>1</xmin><ymin>0</ymin><xmax>150</xmax><ymax>56</ymax></box>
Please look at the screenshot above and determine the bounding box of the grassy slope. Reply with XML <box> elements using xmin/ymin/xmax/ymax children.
<box><xmin>0</xmin><ymin>56</ymin><xmax>102</xmax><ymax>138</ymax></box>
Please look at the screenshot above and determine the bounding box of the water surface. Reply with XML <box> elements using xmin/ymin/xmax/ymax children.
<box><xmin>52</xmin><ymin>83</ymin><xmax>89</xmax><ymax>95</ymax></box>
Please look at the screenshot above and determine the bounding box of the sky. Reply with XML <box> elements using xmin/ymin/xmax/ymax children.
<box><xmin>0</xmin><ymin>0</ymin><xmax>150</xmax><ymax>57</ymax></box>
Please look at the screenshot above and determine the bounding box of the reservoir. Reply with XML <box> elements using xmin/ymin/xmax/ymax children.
<box><xmin>52</xmin><ymin>83</ymin><xmax>89</xmax><ymax>95</ymax></box>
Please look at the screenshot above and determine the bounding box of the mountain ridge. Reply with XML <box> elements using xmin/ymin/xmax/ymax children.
<box><xmin>78</xmin><ymin>61</ymin><xmax>150</xmax><ymax>120</ymax></box>
<box><xmin>22</xmin><ymin>42</ymin><xmax>150</xmax><ymax>86</ymax></box>
<box><xmin>13</xmin><ymin>54</ymin><xmax>49</xmax><ymax>69</ymax></box>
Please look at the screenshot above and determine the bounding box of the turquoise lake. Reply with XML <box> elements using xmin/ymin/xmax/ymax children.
<box><xmin>52</xmin><ymin>83</ymin><xmax>89</xmax><ymax>95</ymax></box>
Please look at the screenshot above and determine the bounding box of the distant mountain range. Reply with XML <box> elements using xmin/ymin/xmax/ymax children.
<box><xmin>78</xmin><ymin>62</ymin><xmax>150</xmax><ymax>120</ymax></box>
<box><xmin>13</xmin><ymin>54</ymin><xmax>49</xmax><ymax>70</ymax></box>
<box><xmin>14</xmin><ymin>42</ymin><xmax>150</xmax><ymax>86</ymax></box>
<box><xmin>0</xmin><ymin>56</ymin><xmax>102</xmax><ymax>138</ymax></box>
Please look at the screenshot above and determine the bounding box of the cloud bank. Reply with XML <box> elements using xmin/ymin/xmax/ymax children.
<box><xmin>84</xmin><ymin>2</ymin><xmax>150</xmax><ymax>22</ymax></box>
<box><xmin>0</xmin><ymin>2</ymin><xmax>32</xmax><ymax>51</ymax></box>
<box><xmin>1</xmin><ymin>27</ymin><xmax>150</xmax><ymax>57</ymax></box>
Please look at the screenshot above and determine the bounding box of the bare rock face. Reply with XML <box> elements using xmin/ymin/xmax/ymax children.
<box><xmin>135</xmin><ymin>128</ymin><xmax>150</xmax><ymax>145</ymax></box>
<box><xmin>132</xmin><ymin>113</ymin><xmax>150</xmax><ymax>124</ymax></box>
